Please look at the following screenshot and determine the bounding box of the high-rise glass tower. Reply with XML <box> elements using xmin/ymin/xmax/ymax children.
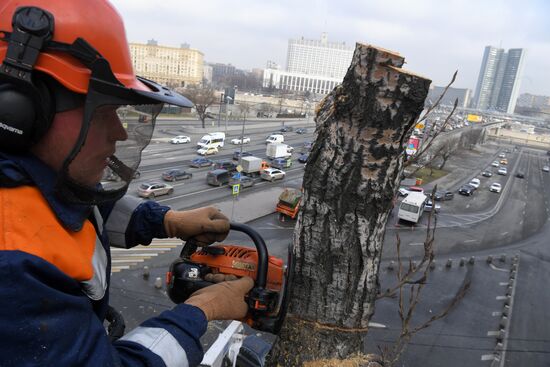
<box><xmin>473</xmin><ymin>46</ymin><xmax>526</xmax><ymax>114</ymax></box>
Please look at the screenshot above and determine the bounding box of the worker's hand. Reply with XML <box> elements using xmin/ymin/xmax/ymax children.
<box><xmin>164</xmin><ymin>207</ymin><xmax>229</xmax><ymax>246</ymax></box>
<box><xmin>184</xmin><ymin>276</ymin><xmax>254</xmax><ymax>321</ymax></box>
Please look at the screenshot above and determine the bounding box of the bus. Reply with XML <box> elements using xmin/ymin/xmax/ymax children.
<box><xmin>398</xmin><ymin>192</ymin><xmax>427</xmax><ymax>223</ymax></box>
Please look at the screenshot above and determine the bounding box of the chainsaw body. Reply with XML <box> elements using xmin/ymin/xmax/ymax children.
<box><xmin>166</xmin><ymin>223</ymin><xmax>292</xmax><ymax>334</ymax></box>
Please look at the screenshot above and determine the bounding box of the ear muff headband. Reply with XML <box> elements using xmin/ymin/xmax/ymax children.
<box><xmin>0</xmin><ymin>6</ymin><xmax>55</xmax><ymax>153</ymax></box>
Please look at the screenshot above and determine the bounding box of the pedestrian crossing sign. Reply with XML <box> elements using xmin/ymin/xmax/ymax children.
<box><xmin>232</xmin><ymin>184</ymin><xmax>240</xmax><ymax>195</ymax></box>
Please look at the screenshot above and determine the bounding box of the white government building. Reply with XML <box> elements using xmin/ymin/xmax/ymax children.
<box><xmin>263</xmin><ymin>33</ymin><xmax>354</xmax><ymax>94</ymax></box>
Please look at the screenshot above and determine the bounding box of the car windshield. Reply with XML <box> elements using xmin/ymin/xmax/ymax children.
<box><xmin>140</xmin><ymin>184</ymin><xmax>151</xmax><ymax>190</ymax></box>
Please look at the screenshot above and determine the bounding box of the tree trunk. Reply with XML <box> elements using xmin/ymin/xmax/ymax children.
<box><xmin>267</xmin><ymin>44</ymin><xmax>430</xmax><ymax>366</ymax></box>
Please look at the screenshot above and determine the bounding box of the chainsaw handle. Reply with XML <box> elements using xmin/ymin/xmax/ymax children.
<box><xmin>229</xmin><ymin>222</ymin><xmax>268</xmax><ymax>289</ymax></box>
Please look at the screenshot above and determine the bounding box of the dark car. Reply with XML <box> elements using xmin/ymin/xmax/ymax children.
<box><xmin>213</xmin><ymin>160</ymin><xmax>238</xmax><ymax>173</ymax></box>
<box><xmin>190</xmin><ymin>157</ymin><xmax>214</xmax><ymax>168</ymax></box>
<box><xmin>298</xmin><ymin>153</ymin><xmax>309</xmax><ymax>163</ymax></box>
<box><xmin>458</xmin><ymin>184</ymin><xmax>475</xmax><ymax>196</ymax></box>
<box><xmin>434</xmin><ymin>190</ymin><xmax>454</xmax><ymax>201</ymax></box>
<box><xmin>295</xmin><ymin>128</ymin><xmax>307</xmax><ymax>134</ymax></box>
<box><xmin>229</xmin><ymin>174</ymin><xmax>255</xmax><ymax>189</ymax></box>
<box><xmin>279</xmin><ymin>126</ymin><xmax>293</xmax><ymax>132</ymax></box>
<box><xmin>481</xmin><ymin>170</ymin><xmax>492</xmax><ymax>177</ymax></box>
<box><xmin>161</xmin><ymin>169</ymin><xmax>192</xmax><ymax>182</ymax></box>
<box><xmin>300</xmin><ymin>141</ymin><xmax>313</xmax><ymax>153</ymax></box>
<box><xmin>232</xmin><ymin>150</ymin><xmax>253</xmax><ymax>161</ymax></box>
<box><xmin>515</xmin><ymin>172</ymin><xmax>525</xmax><ymax>178</ymax></box>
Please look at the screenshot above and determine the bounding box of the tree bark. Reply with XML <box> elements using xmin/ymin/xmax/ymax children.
<box><xmin>267</xmin><ymin>44</ymin><xmax>430</xmax><ymax>366</ymax></box>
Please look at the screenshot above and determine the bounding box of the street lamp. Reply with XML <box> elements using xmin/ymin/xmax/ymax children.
<box><xmin>217</xmin><ymin>93</ymin><xmax>224</xmax><ymax>128</ymax></box>
<box><xmin>224</xmin><ymin>96</ymin><xmax>233</xmax><ymax>133</ymax></box>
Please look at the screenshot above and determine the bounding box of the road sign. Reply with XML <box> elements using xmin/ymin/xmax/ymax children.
<box><xmin>232</xmin><ymin>184</ymin><xmax>240</xmax><ymax>195</ymax></box>
<box><xmin>236</xmin><ymin>165</ymin><xmax>243</xmax><ymax>173</ymax></box>
<box><xmin>234</xmin><ymin>172</ymin><xmax>241</xmax><ymax>179</ymax></box>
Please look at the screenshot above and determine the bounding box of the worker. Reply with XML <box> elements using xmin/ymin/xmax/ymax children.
<box><xmin>0</xmin><ymin>1</ymin><xmax>253</xmax><ymax>366</ymax></box>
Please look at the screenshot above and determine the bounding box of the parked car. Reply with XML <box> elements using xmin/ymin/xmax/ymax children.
<box><xmin>295</xmin><ymin>128</ymin><xmax>307</xmax><ymax>134</ymax></box>
<box><xmin>424</xmin><ymin>199</ymin><xmax>441</xmax><ymax>213</ymax></box>
<box><xmin>498</xmin><ymin>167</ymin><xmax>508</xmax><ymax>175</ymax></box>
<box><xmin>500</xmin><ymin>159</ymin><xmax>508</xmax><ymax>165</ymax></box>
<box><xmin>161</xmin><ymin>169</ymin><xmax>192</xmax><ymax>182</ymax></box>
<box><xmin>491</xmin><ymin>161</ymin><xmax>500</xmax><ymax>167</ymax></box>
<box><xmin>543</xmin><ymin>166</ymin><xmax>550</xmax><ymax>172</ymax></box>
<box><xmin>261</xmin><ymin>168</ymin><xmax>285</xmax><ymax>181</ymax></box>
<box><xmin>279</xmin><ymin>126</ymin><xmax>293</xmax><ymax>132</ymax></box>
<box><xmin>230</xmin><ymin>136</ymin><xmax>251</xmax><ymax>145</ymax></box>
<box><xmin>298</xmin><ymin>153</ymin><xmax>309</xmax><ymax>163</ymax></box>
<box><xmin>286</xmin><ymin>145</ymin><xmax>294</xmax><ymax>153</ymax></box>
<box><xmin>498</xmin><ymin>153</ymin><xmax>506</xmax><ymax>158</ymax></box>
<box><xmin>271</xmin><ymin>157</ymin><xmax>293</xmax><ymax>169</ymax></box>
<box><xmin>458</xmin><ymin>184</ymin><xmax>475</xmax><ymax>196</ymax></box>
<box><xmin>229</xmin><ymin>174</ymin><xmax>255</xmax><ymax>188</ymax></box>
<box><xmin>213</xmin><ymin>160</ymin><xmax>238</xmax><ymax>173</ymax></box>
<box><xmin>137</xmin><ymin>182</ymin><xmax>173</xmax><ymax>199</ymax></box>
<box><xmin>515</xmin><ymin>172</ymin><xmax>525</xmax><ymax>178</ymax></box>
<box><xmin>481</xmin><ymin>171</ymin><xmax>492</xmax><ymax>177</ymax></box>
<box><xmin>190</xmin><ymin>157</ymin><xmax>214</xmax><ymax>168</ymax></box>
<box><xmin>197</xmin><ymin>146</ymin><xmax>218</xmax><ymax>156</ymax></box>
<box><xmin>489</xmin><ymin>183</ymin><xmax>502</xmax><ymax>193</ymax></box>
<box><xmin>232</xmin><ymin>151</ymin><xmax>253</xmax><ymax>160</ymax></box>
<box><xmin>171</xmin><ymin>135</ymin><xmax>190</xmax><ymax>144</ymax></box>
<box><xmin>434</xmin><ymin>190</ymin><xmax>454</xmax><ymax>201</ymax></box>
<box><xmin>468</xmin><ymin>178</ymin><xmax>480</xmax><ymax>189</ymax></box>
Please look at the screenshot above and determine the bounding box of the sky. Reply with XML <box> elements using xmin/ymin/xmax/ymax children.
<box><xmin>111</xmin><ymin>0</ymin><xmax>550</xmax><ymax>96</ymax></box>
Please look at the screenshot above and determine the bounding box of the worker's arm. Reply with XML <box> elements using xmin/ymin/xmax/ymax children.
<box><xmin>103</xmin><ymin>196</ymin><xmax>229</xmax><ymax>248</ymax></box>
<box><xmin>0</xmin><ymin>251</ymin><xmax>207</xmax><ymax>366</ymax></box>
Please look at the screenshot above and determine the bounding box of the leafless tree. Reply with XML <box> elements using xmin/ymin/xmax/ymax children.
<box><xmin>180</xmin><ymin>85</ymin><xmax>217</xmax><ymax>128</ymax></box>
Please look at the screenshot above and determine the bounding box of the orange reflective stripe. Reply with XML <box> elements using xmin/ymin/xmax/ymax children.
<box><xmin>0</xmin><ymin>186</ymin><xmax>95</xmax><ymax>281</ymax></box>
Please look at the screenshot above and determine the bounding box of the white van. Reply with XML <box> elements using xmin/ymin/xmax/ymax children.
<box><xmin>197</xmin><ymin>132</ymin><xmax>225</xmax><ymax>149</ymax></box>
<box><xmin>266</xmin><ymin>134</ymin><xmax>284</xmax><ymax>144</ymax></box>
<box><xmin>398</xmin><ymin>192</ymin><xmax>427</xmax><ymax>223</ymax></box>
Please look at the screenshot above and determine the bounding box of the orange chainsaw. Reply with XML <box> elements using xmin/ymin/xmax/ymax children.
<box><xmin>166</xmin><ymin>222</ymin><xmax>292</xmax><ymax>334</ymax></box>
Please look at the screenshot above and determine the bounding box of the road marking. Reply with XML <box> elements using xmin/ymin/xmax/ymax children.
<box><xmin>499</xmin><ymin>282</ymin><xmax>508</xmax><ymax>286</ymax></box>
<box><xmin>496</xmin><ymin>296</ymin><xmax>508</xmax><ymax>300</ymax></box>
<box><xmin>501</xmin><ymin>232</ymin><xmax>508</xmax><ymax>236</ymax></box>
<box><xmin>489</xmin><ymin>264</ymin><xmax>508</xmax><ymax>272</ymax></box>
<box><xmin>492</xmin><ymin>312</ymin><xmax>502</xmax><ymax>317</ymax></box>
<box><xmin>466</xmin><ymin>204</ymin><xmax>470</xmax><ymax>208</ymax></box>
<box><xmin>487</xmin><ymin>330</ymin><xmax>500</xmax><ymax>336</ymax></box>
<box><xmin>408</xmin><ymin>242</ymin><xmax>425</xmax><ymax>246</ymax></box>
<box><xmin>464</xmin><ymin>239</ymin><xmax>477</xmax><ymax>243</ymax></box>
<box><xmin>481</xmin><ymin>354</ymin><xmax>496</xmax><ymax>361</ymax></box>
<box><xmin>367</xmin><ymin>322</ymin><xmax>387</xmax><ymax>329</ymax></box>
<box><xmin>166</xmin><ymin>156</ymin><xmax>176</xmax><ymax>160</ymax></box>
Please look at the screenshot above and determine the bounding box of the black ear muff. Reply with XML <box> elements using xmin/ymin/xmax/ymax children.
<box><xmin>0</xmin><ymin>84</ymin><xmax>37</xmax><ymax>152</ymax></box>
<box><xmin>0</xmin><ymin>79</ymin><xmax>54</xmax><ymax>153</ymax></box>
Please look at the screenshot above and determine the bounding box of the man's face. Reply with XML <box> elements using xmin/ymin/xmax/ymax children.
<box><xmin>32</xmin><ymin>105</ymin><xmax>128</xmax><ymax>187</ymax></box>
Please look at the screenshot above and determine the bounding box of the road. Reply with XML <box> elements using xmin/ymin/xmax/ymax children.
<box><xmin>109</xmin><ymin>120</ymin><xmax>550</xmax><ymax>366</ymax></box>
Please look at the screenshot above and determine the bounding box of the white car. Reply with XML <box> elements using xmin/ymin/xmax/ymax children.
<box><xmin>491</xmin><ymin>161</ymin><xmax>500</xmax><ymax>167</ymax></box>
<box><xmin>543</xmin><ymin>166</ymin><xmax>550</xmax><ymax>172</ymax></box>
<box><xmin>398</xmin><ymin>187</ymin><xmax>410</xmax><ymax>197</ymax></box>
<box><xmin>286</xmin><ymin>145</ymin><xmax>294</xmax><ymax>153</ymax></box>
<box><xmin>260</xmin><ymin>168</ymin><xmax>285</xmax><ymax>181</ymax></box>
<box><xmin>498</xmin><ymin>153</ymin><xmax>506</xmax><ymax>158</ymax></box>
<box><xmin>231</xmin><ymin>137</ymin><xmax>251</xmax><ymax>145</ymax></box>
<box><xmin>498</xmin><ymin>167</ymin><xmax>507</xmax><ymax>175</ymax></box>
<box><xmin>468</xmin><ymin>178</ymin><xmax>480</xmax><ymax>189</ymax></box>
<box><xmin>197</xmin><ymin>146</ymin><xmax>219</xmax><ymax>156</ymax></box>
<box><xmin>489</xmin><ymin>183</ymin><xmax>502</xmax><ymax>193</ymax></box>
<box><xmin>171</xmin><ymin>135</ymin><xmax>190</xmax><ymax>144</ymax></box>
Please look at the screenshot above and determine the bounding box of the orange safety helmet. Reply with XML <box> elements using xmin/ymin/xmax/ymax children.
<box><xmin>0</xmin><ymin>0</ymin><xmax>192</xmax><ymax>205</ymax></box>
<box><xmin>0</xmin><ymin>0</ymin><xmax>153</xmax><ymax>95</ymax></box>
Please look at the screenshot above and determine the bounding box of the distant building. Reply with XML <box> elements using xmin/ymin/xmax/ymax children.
<box><xmin>517</xmin><ymin>93</ymin><xmax>550</xmax><ymax>109</ymax></box>
<box><xmin>202</xmin><ymin>63</ymin><xmax>213</xmax><ymax>85</ymax></box>
<box><xmin>426</xmin><ymin>86</ymin><xmax>471</xmax><ymax>108</ymax></box>
<box><xmin>473</xmin><ymin>46</ymin><xmax>526</xmax><ymax>114</ymax></box>
<box><xmin>129</xmin><ymin>40</ymin><xmax>204</xmax><ymax>87</ymax></box>
<box><xmin>263</xmin><ymin>33</ymin><xmax>354</xmax><ymax>94</ymax></box>
<box><xmin>210</xmin><ymin>63</ymin><xmax>237</xmax><ymax>84</ymax></box>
